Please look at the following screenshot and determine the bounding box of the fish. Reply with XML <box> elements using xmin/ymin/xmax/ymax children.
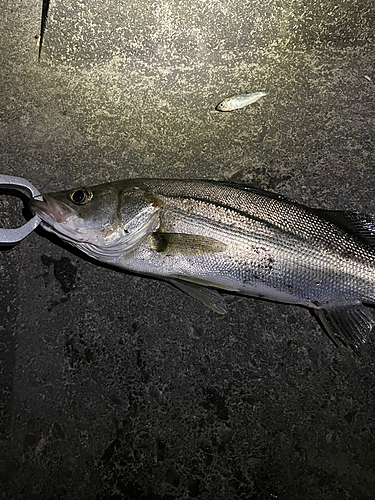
<box><xmin>216</xmin><ymin>91</ymin><xmax>268</xmax><ymax>112</ymax></box>
<box><xmin>29</xmin><ymin>178</ymin><xmax>375</xmax><ymax>349</ymax></box>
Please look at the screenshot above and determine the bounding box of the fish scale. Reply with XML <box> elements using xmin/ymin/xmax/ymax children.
<box><xmin>154</xmin><ymin>186</ymin><xmax>373</xmax><ymax>297</ymax></box>
<box><xmin>29</xmin><ymin>178</ymin><xmax>375</xmax><ymax>349</ymax></box>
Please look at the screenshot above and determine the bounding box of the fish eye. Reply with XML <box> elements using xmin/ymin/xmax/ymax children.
<box><xmin>69</xmin><ymin>188</ymin><xmax>93</xmax><ymax>205</ymax></box>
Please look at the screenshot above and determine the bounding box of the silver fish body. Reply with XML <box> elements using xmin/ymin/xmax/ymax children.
<box><xmin>29</xmin><ymin>178</ymin><xmax>375</xmax><ymax>348</ymax></box>
<box><xmin>216</xmin><ymin>91</ymin><xmax>268</xmax><ymax>111</ymax></box>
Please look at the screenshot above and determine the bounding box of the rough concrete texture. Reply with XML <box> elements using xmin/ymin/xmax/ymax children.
<box><xmin>1</xmin><ymin>0</ymin><xmax>375</xmax><ymax>498</ymax></box>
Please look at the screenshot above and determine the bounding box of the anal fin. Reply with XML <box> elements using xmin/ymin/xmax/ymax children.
<box><xmin>313</xmin><ymin>304</ymin><xmax>375</xmax><ymax>349</ymax></box>
<box><xmin>169</xmin><ymin>279</ymin><xmax>227</xmax><ymax>315</ymax></box>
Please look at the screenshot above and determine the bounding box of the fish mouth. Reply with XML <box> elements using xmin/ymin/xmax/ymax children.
<box><xmin>29</xmin><ymin>195</ymin><xmax>83</xmax><ymax>246</ymax></box>
<box><xmin>29</xmin><ymin>194</ymin><xmax>72</xmax><ymax>224</ymax></box>
<box><xmin>28</xmin><ymin>195</ymin><xmax>76</xmax><ymax>240</ymax></box>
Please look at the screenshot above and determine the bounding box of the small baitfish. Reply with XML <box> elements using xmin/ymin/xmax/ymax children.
<box><xmin>216</xmin><ymin>91</ymin><xmax>268</xmax><ymax>111</ymax></box>
<box><xmin>29</xmin><ymin>178</ymin><xmax>375</xmax><ymax>349</ymax></box>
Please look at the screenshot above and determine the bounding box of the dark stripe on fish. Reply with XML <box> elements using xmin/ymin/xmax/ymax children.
<box><xmin>160</xmin><ymin>193</ymin><xmax>314</xmax><ymax>245</ymax></box>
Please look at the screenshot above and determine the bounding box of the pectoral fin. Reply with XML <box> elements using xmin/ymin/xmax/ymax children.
<box><xmin>169</xmin><ymin>279</ymin><xmax>228</xmax><ymax>314</ymax></box>
<box><xmin>150</xmin><ymin>232</ymin><xmax>226</xmax><ymax>256</ymax></box>
<box><xmin>313</xmin><ymin>303</ymin><xmax>375</xmax><ymax>349</ymax></box>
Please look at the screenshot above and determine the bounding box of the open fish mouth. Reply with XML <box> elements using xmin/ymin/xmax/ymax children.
<box><xmin>29</xmin><ymin>195</ymin><xmax>73</xmax><ymax>225</ymax></box>
<box><xmin>28</xmin><ymin>195</ymin><xmax>81</xmax><ymax>245</ymax></box>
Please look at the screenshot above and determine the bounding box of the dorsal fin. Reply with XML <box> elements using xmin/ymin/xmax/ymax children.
<box><xmin>316</xmin><ymin>210</ymin><xmax>375</xmax><ymax>246</ymax></box>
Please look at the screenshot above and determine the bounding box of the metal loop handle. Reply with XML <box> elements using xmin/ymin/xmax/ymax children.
<box><xmin>0</xmin><ymin>174</ymin><xmax>43</xmax><ymax>244</ymax></box>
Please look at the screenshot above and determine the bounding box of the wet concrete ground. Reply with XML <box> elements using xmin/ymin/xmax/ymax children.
<box><xmin>1</xmin><ymin>0</ymin><xmax>375</xmax><ymax>499</ymax></box>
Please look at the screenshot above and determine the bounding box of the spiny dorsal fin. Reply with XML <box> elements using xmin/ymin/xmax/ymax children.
<box><xmin>150</xmin><ymin>232</ymin><xmax>226</xmax><ymax>256</ymax></box>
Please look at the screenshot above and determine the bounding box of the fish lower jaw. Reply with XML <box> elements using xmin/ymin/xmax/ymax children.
<box><xmin>39</xmin><ymin>220</ymin><xmax>54</xmax><ymax>233</ymax></box>
<box><xmin>39</xmin><ymin>220</ymin><xmax>87</xmax><ymax>245</ymax></box>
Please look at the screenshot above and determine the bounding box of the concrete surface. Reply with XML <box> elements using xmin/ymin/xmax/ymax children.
<box><xmin>1</xmin><ymin>0</ymin><xmax>375</xmax><ymax>498</ymax></box>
